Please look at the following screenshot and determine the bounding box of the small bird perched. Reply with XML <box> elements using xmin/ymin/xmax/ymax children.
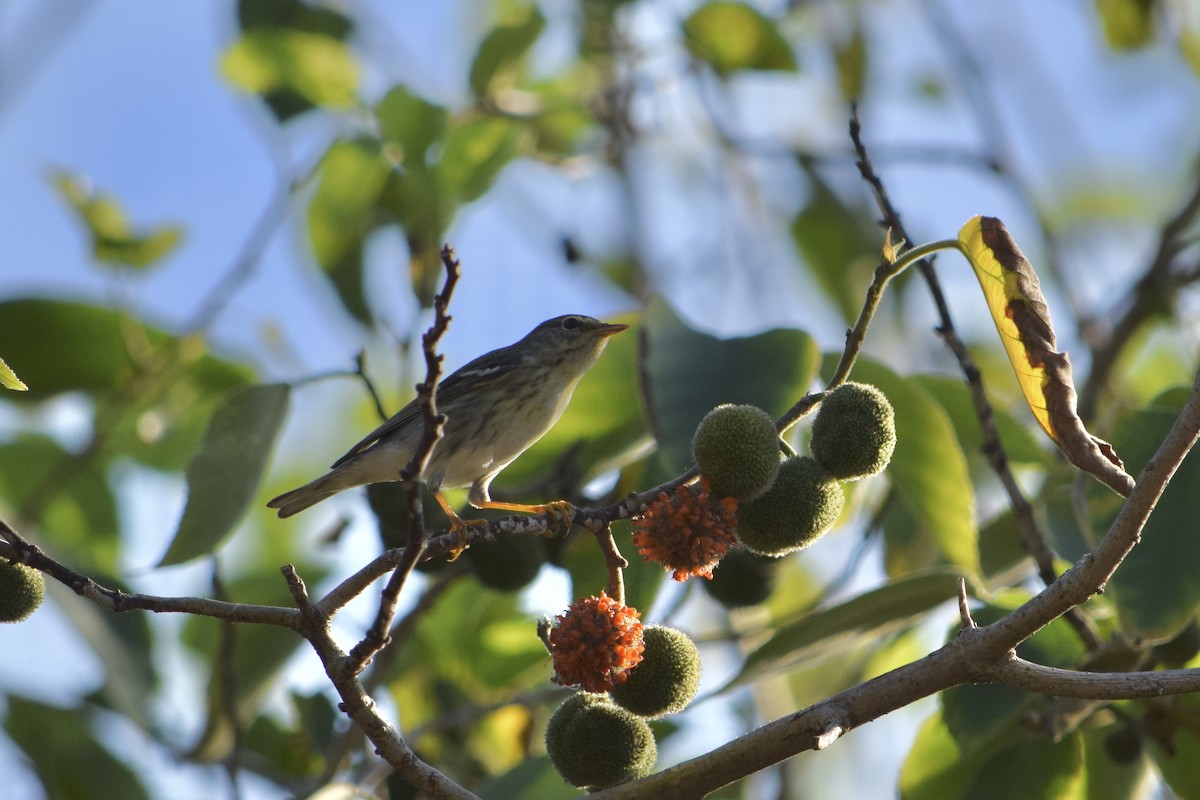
<box><xmin>267</xmin><ymin>314</ymin><xmax>627</xmax><ymax>549</ymax></box>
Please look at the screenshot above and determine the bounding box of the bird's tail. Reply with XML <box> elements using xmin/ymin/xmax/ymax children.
<box><xmin>267</xmin><ymin>470</ymin><xmax>359</xmax><ymax>518</ymax></box>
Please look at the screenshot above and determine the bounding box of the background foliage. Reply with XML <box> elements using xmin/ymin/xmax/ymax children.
<box><xmin>1</xmin><ymin>0</ymin><xmax>1199</xmax><ymax>798</ymax></box>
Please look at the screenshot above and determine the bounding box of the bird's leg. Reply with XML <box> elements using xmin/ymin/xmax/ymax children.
<box><xmin>468</xmin><ymin>482</ymin><xmax>575</xmax><ymax>537</ymax></box>
<box><xmin>432</xmin><ymin>491</ymin><xmax>488</xmax><ymax>561</ymax></box>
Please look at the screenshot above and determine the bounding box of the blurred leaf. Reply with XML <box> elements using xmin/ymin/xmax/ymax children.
<box><xmin>479</xmin><ymin>756</ymin><xmax>577</xmax><ymax>800</ymax></box>
<box><xmin>833</xmin><ymin>24</ymin><xmax>867</xmax><ymax>102</ymax></box>
<box><xmin>469</xmin><ymin>5</ymin><xmax>546</xmax><ymax>97</ymax></box>
<box><xmin>901</xmin><ymin>709</ymin><xmax>987</xmax><ymax>799</ymax></box>
<box><xmin>0</xmin><ymin>354</ymin><xmax>26</xmax><ymax>391</ymax></box>
<box><xmin>437</xmin><ymin>116</ymin><xmax>525</xmax><ymax>203</ymax></box>
<box><xmin>220</xmin><ymin>28</ymin><xmax>358</xmax><ymax>108</ymax></box>
<box><xmin>914</xmin><ymin>374</ymin><xmax>1049</xmax><ymax>466</ymax></box>
<box><xmin>159</xmin><ymin>384</ymin><xmax>290</xmax><ymax>566</ymax></box>
<box><xmin>1093</xmin><ymin>0</ymin><xmax>1156</xmax><ymax>49</ymax></box>
<box><xmin>0</xmin><ymin>435</ymin><xmax>120</xmax><ymax>572</ymax></box>
<box><xmin>243</xmin><ymin>691</ymin><xmax>336</xmax><ymax>778</ymax></box>
<box><xmin>49</xmin><ymin>581</ymin><xmax>157</xmax><ymax>730</ymax></box>
<box><xmin>496</xmin><ymin>310</ymin><xmax>648</xmax><ymax>489</ymax></box>
<box><xmin>308</xmin><ymin>139</ymin><xmax>392</xmax><ymax>323</ymax></box>
<box><xmin>376</xmin><ymin>86</ymin><xmax>447</xmax><ymax>166</ymax></box>
<box><xmin>1091</xmin><ymin>387</ymin><xmax>1200</xmax><ymax>641</ymax></box>
<box><xmin>1153</xmin><ymin>706</ymin><xmax>1200</xmax><ymax>799</ymax></box>
<box><xmin>52</xmin><ymin>171</ymin><xmax>183</xmax><ymax>270</ymax></box>
<box><xmin>726</xmin><ymin>567</ymin><xmax>967</xmax><ymax>689</ymax></box>
<box><xmin>237</xmin><ymin>0</ymin><xmax>353</xmax><ymax>39</ymax></box>
<box><xmin>642</xmin><ymin>297</ymin><xmax>819</xmax><ymax>476</ymax></box>
<box><xmin>790</xmin><ymin>170</ymin><xmax>881</xmax><ymax>324</ymax></box>
<box><xmin>4</xmin><ymin>695</ymin><xmax>149</xmax><ymax>800</ymax></box>
<box><xmin>0</xmin><ymin>298</ymin><xmax>252</xmax><ymax>403</ymax></box>
<box><xmin>1081</xmin><ymin>723</ymin><xmax>1152</xmax><ymax>800</ymax></box>
<box><xmin>965</xmin><ymin>735</ymin><xmax>1085</xmax><ymax>799</ymax></box>
<box><xmin>565</xmin><ymin>518</ymin><xmax>665</xmax><ymax>613</ymax></box>
<box><xmin>827</xmin><ymin>356</ymin><xmax>979</xmax><ymax>575</ymax></box>
<box><xmin>682</xmin><ymin>1</ymin><xmax>797</xmax><ymax>76</ymax></box>
<box><xmin>977</xmin><ymin>509</ymin><xmax>1031</xmax><ymax>584</ymax></box>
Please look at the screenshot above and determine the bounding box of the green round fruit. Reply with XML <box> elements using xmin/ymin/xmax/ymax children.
<box><xmin>545</xmin><ymin>693</ymin><xmax>657</xmax><ymax>789</ymax></box>
<box><xmin>610</xmin><ymin>626</ymin><xmax>701</xmax><ymax>718</ymax></box>
<box><xmin>810</xmin><ymin>382</ymin><xmax>896</xmax><ymax>480</ymax></box>
<box><xmin>703</xmin><ymin>548</ymin><xmax>780</xmax><ymax>608</ymax></box>
<box><xmin>0</xmin><ymin>560</ymin><xmax>45</xmax><ymax>623</ymax></box>
<box><xmin>465</xmin><ymin>534</ymin><xmax>545</xmax><ymax>592</ymax></box>
<box><xmin>692</xmin><ymin>404</ymin><xmax>781</xmax><ymax>501</ymax></box>
<box><xmin>736</xmin><ymin>456</ymin><xmax>844</xmax><ymax>557</ymax></box>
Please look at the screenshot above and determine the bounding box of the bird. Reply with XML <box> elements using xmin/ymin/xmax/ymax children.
<box><xmin>267</xmin><ymin>314</ymin><xmax>628</xmax><ymax>551</ymax></box>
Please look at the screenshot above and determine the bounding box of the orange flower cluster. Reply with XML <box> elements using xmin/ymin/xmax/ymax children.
<box><xmin>632</xmin><ymin>478</ymin><xmax>738</xmax><ymax>581</ymax></box>
<box><xmin>548</xmin><ymin>592</ymin><xmax>645</xmax><ymax>693</ymax></box>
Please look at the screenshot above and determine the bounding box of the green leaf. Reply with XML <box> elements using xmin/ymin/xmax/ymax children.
<box><xmin>682</xmin><ymin>1</ymin><xmax>797</xmax><ymax>77</ymax></box>
<box><xmin>833</xmin><ymin>23</ymin><xmax>867</xmax><ymax>102</ymax></box>
<box><xmin>437</xmin><ymin>116</ymin><xmax>525</xmax><ymax>204</ymax></box>
<box><xmin>0</xmin><ymin>435</ymin><xmax>121</xmax><ymax>572</ymax></box>
<box><xmin>1092</xmin><ymin>387</ymin><xmax>1200</xmax><ymax>640</ymax></box>
<box><xmin>158</xmin><ymin>384</ymin><xmax>290</xmax><ymax>566</ymax></box>
<box><xmin>219</xmin><ymin>28</ymin><xmax>359</xmax><ymax>108</ymax></box>
<box><xmin>726</xmin><ymin>567</ymin><xmax>968</xmax><ymax>689</ymax></box>
<box><xmin>469</xmin><ymin>5</ymin><xmax>547</xmax><ymax>97</ymax></box>
<box><xmin>914</xmin><ymin>374</ymin><xmax>1049</xmax><ymax>466</ymax></box>
<box><xmin>237</xmin><ymin>0</ymin><xmax>353</xmax><ymax>39</ymax></box>
<box><xmin>826</xmin><ymin>356</ymin><xmax>979</xmax><ymax>575</ymax></box>
<box><xmin>52</xmin><ymin>171</ymin><xmax>184</xmax><ymax>270</ymax></box>
<box><xmin>641</xmin><ymin>297</ymin><xmax>819</xmax><ymax>476</ymax></box>
<box><xmin>901</xmin><ymin>710</ymin><xmax>978</xmax><ymax>799</ymax></box>
<box><xmin>1153</xmin><ymin>703</ymin><xmax>1200</xmax><ymax>799</ymax></box>
<box><xmin>790</xmin><ymin>168</ymin><xmax>880</xmax><ymax>324</ymax></box>
<box><xmin>376</xmin><ymin>86</ymin><xmax>447</xmax><ymax>167</ymax></box>
<box><xmin>0</xmin><ymin>298</ymin><xmax>252</xmax><ymax>402</ymax></box>
<box><xmin>479</xmin><ymin>756</ymin><xmax>578</xmax><ymax>800</ymax></box>
<box><xmin>308</xmin><ymin>139</ymin><xmax>393</xmax><ymax>323</ymax></box>
<box><xmin>1093</xmin><ymin>0</ymin><xmax>1156</xmax><ymax>50</ymax></box>
<box><xmin>564</xmin><ymin>517</ymin><xmax>665</xmax><ymax>614</ymax></box>
<box><xmin>965</xmin><ymin>735</ymin><xmax>1086</xmax><ymax>800</ymax></box>
<box><xmin>495</xmin><ymin>310</ymin><xmax>648</xmax><ymax>489</ymax></box>
<box><xmin>4</xmin><ymin>695</ymin><xmax>149</xmax><ymax>800</ymax></box>
<box><xmin>0</xmin><ymin>354</ymin><xmax>26</xmax><ymax>390</ymax></box>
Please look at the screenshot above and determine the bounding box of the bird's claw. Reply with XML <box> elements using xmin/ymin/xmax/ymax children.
<box><xmin>446</xmin><ymin>517</ymin><xmax>488</xmax><ymax>561</ymax></box>
<box><xmin>540</xmin><ymin>500</ymin><xmax>576</xmax><ymax>538</ymax></box>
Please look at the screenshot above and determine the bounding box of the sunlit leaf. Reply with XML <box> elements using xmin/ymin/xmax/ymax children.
<box><xmin>469</xmin><ymin>5</ymin><xmax>546</xmax><ymax>97</ymax></box>
<box><xmin>4</xmin><ymin>695</ymin><xmax>149</xmax><ymax>800</ymax></box>
<box><xmin>901</xmin><ymin>709</ymin><xmax>986</xmax><ymax>799</ymax></box>
<box><xmin>682</xmin><ymin>1</ymin><xmax>797</xmax><ymax>76</ymax></box>
<box><xmin>827</xmin><ymin>356</ymin><xmax>979</xmax><ymax>575</ymax></box>
<box><xmin>957</xmin><ymin>216</ymin><xmax>1134</xmax><ymax>496</ymax></box>
<box><xmin>641</xmin><ymin>297</ymin><xmax>819</xmax><ymax>477</ymax></box>
<box><xmin>1091</xmin><ymin>387</ymin><xmax>1200</xmax><ymax>641</ymax></box>
<box><xmin>52</xmin><ymin>171</ymin><xmax>184</xmax><ymax>270</ymax></box>
<box><xmin>159</xmin><ymin>383</ymin><xmax>290</xmax><ymax>566</ymax></box>
<box><xmin>0</xmin><ymin>354</ymin><xmax>26</xmax><ymax>391</ymax></box>
<box><xmin>965</xmin><ymin>735</ymin><xmax>1086</xmax><ymax>800</ymax></box>
<box><xmin>219</xmin><ymin>28</ymin><xmax>358</xmax><ymax>108</ymax></box>
<box><xmin>726</xmin><ymin>567</ymin><xmax>967</xmax><ymax>689</ymax></box>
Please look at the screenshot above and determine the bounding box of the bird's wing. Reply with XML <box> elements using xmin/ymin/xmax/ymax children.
<box><xmin>329</xmin><ymin>354</ymin><xmax>520</xmax><ymax>468</ymax></box>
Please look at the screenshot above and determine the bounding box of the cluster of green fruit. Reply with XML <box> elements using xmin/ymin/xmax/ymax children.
<box><xmin>693</xmin><ymin>383</ymin><xmax>896</xmax><ymax>600</ymax></box>
<box><xmin>546</xmin><ymin>625</ymin><xmax>700</xmax><ymax>790</ymax></box>
<box><xmin>0</xmin><ymin>560</ymin><xmax>45</xmax><ymax>623</ymax></box>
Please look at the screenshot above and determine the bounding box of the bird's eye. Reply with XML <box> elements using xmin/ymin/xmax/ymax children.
<box><xmin>561</xmin><ymin>316</ymin><xmax>581</xmax><ymax>330</ymax></box>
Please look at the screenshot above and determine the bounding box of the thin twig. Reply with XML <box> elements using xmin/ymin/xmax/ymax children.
<box><xmin>847</xmin><ymin>106</ymin><xmax>1103</xmax><ymax>651</ymax></box>
<box><xmin>347</xmin><ymin>246</ymin><xmax>461</xmax><ymax>670</ymax></box>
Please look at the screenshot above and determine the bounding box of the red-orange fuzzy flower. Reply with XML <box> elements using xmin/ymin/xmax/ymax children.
<box><xmin>548</xmin><ymin>592</ymin><xmax>645</xmax><ymax>693</ymax></box>
<box><xmin>632</xmin><ymin>478</ymin><xmax>738</xmax><ymax>581</ymax></box>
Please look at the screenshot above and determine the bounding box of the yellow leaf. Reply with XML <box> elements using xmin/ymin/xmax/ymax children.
<box><xmin>957</xmin><ymin>216</ymin><xmax>1134</xmax><ymax>496</ymax></box>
